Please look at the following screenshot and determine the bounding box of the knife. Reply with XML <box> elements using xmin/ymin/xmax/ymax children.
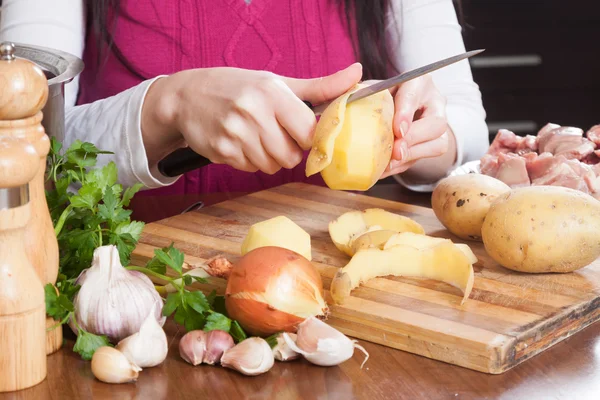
<box><xmin>157</xmin><ymin>49</ymin><xmax>485</xmax><ymax>178</ymax></box>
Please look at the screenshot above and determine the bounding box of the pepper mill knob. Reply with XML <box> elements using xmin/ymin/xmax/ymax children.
<box><xmin>0</xmin><ymin>42</ymin><xmax>49</xmax><ymax>120</ymax></box>
<box><xmin>0</xmin><ymin>136</ymin><xmax>39</xmax><ymax>188</ymax></box>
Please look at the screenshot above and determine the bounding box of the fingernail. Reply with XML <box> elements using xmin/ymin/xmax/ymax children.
<box><xmin>399</xmin><ymin>144</ymin><xmax>407</xmax><ymax>161</ymax></box>
<box><xmin>389</xmin><ymin>159</ymin><xmax>402</xmax><ymax>171</ymax></box>
<box><xmin>399</xmin><ymin>122</ymin><xmax>408</xmax><ymax>138</ymax></box>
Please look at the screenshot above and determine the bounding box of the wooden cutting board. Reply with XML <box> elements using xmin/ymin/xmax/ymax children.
<box><xmin>130</xmin><ymin>182</ymin><xmax>600</xmax><ymax>374</ymax></box>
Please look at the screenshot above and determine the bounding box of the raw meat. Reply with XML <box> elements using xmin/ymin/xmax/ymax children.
<box><xmin>487</xmin><ymin>129</ymin><xmax>538</xmax><ymax>156</ymax></box>
<box><xmin>586</xmin><ymin>125</ymin><xmax>600</xmax><ymax>146</ymax></box>
<box><xmin>478</xmin><ymin>123</ymin><xmax>600</xmax><ymax>199</ymax></box>
<box><xmin>495</xmin><ymin>153</ymin><xmax>530</xmax><ymax>187</ymax></box>
<box><xmin>537</xmin><ymin>126</ymin><xmax>594</xmax><ymax>160</ymax></box>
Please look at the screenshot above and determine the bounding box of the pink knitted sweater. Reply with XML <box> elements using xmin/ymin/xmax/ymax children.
<box><xmin>77</xmin><ymin>0</ymin><xmax>358</xmax><ymax>196</ymax></box>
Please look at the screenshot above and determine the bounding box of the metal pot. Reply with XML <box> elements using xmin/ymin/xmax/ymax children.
<box><xmin>12</xmin><ymin>42</ymin><xmax>84</xmax><ymax>141</ymax></box>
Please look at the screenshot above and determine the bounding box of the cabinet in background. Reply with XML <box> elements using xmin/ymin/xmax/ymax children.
<box><xmin>458</xmin><ymin>0</ymin><xmax>600</xmax><ymax>139</ymax></box>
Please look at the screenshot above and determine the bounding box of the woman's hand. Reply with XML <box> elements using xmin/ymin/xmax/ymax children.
<box><xmin>141</xmin><ymin>64</ymin><xmax>363</xmax><ymax>174</ymax></box>
<box><xmin>380</xmin><ymin>74</ymin><xmax>456</xmax><ymax>181</ymax></box>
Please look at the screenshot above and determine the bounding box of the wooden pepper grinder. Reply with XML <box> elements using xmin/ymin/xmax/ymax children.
<box><xmin>0</xmin><ymin>42</ymin><xmax>61</xmax><ymax>355</ymax></box>
<box><xmin>0</xmin><ymin>136</ymin><xmax>47</xmax><ymax>392</ymax></box>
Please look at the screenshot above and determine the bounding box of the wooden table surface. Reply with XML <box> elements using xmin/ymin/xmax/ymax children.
<box><xmin>3</xmin><ymin>184</ymin><xmax>600</xmax><ymax>400</ymax></box>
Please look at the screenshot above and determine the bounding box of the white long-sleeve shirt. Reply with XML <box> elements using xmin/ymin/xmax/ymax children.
<box><xmin>0</xmin><ymin>0</ymin><xmax>489</xmax><ymax>191</ymax></box>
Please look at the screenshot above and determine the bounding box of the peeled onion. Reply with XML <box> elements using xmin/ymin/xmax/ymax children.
<box><xmin>225</xmin><ymin>246</ymin><xmax>329</xmax><ymax>336</ymax></box>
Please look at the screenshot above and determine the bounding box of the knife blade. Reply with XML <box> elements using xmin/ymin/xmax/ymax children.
<box><xmin>310</xmin><ymin>48</ymin><xmax>485</xmax><ymax>116</ymax></box>
<box><xmin>157</xmin><ymin>49</ymin><xmax>485</xmax><ymax>178</ymax></box>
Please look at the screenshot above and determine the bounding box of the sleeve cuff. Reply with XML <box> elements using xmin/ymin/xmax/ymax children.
<box><xmin>124</xmin><ymin>75</ymin><xmax>183</xmax><ymax>189</ymax></box>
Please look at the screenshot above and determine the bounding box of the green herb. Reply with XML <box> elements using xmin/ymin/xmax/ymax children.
<box><xmin>264</xmin><ymin>333</ymin><xmax>281</xmax><ymax>349</ymax></box>
<box><xmin>46</xmin><ymin>137</ymin><xmax>144</xmax><ymax>279</ymax></box>
<box><xmin>127</xmin><ymin>244</ymin><xmax>248</xmax><ymax>342</ymax></box>
<box><xmin>71</xmin><ymin>318</ymin><xmax>112</xmax><ymax>361</ymax></box>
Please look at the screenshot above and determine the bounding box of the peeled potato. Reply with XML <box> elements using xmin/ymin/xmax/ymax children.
<box><xmin>329</xmin><ymin>208</ymin><xmax>425</xmax><ymax>257</ymax></box>
<box><xmin>306</xmin><ymin>83</ymin><xmax>394</xmax><ymax>191</ymax></box>
<box><xmin>330</xmin><ymin>241</ymin><xmax>475</xmax><ymax>305</ymax></box>
<box><xmin>241</xmin><ymin>216</ymin><xmax>312</xmax><ymax>261</ymax></box>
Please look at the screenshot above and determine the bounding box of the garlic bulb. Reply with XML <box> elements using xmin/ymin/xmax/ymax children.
<box><xmin>116</xmin><ymin>302</ymin><xmax>168</xmax><ymax>368</ymax></box>
<box><xmin>221</xmin><ymin>337</ymin><xmax>274</xmax><ymax>376</ymax></box>
<box><xmin>272</xmin><ymin>333</ymin><xmax>300</xmax><ymax>361</ymax></box>
<box><xmin>91</xmin><ymin>346</ymin><xmax>142</xmax><ymax>384</ymax></box>
<box><xmin>179</xmin><ymin>330</ymin><xmax>207</xmax><ymax>366</ymax></box>
<box><xmin>69</xmin><ymin>245</ymin><xmax>166</xmax><ymax>343</ymax></box>
<box><xmin>203</xmin><ymin>330</ymin><xmax>235</xmax><ymax>365</ymax></box>
<box><xmin>283</xmin><ymin>317</ymin><xmax>369</xmax><ymax>368</ymax></box>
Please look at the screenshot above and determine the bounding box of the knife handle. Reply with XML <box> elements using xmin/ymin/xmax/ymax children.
<box><xmin>157</xmin><ymin>101</ymin><xmax>314</xmax><ymax>177</ymax></box>
<box><xmin>157</xmin><ymin>147</ymin><xmax>211</xmax><ymax>177</ymax></box>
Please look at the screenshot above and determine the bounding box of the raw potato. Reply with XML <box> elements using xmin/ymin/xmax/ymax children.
<box><xmin>382</xmin><ymin>232</ymin><xmax>478</xmax><ymax>265</ymax></box>
<box><xmin>241</xmin><ymin>216</ymin><xmax>312</xmax><ymax>261</ymax></box>
<box><xmin>330</xmin><ymin>241</ymin><xmax>475</xmax><ymax>305</ymax></box>
<box><xmin>481</xmin><ymin>185</ymin><xmax>600</xmax><ymax>273</ymax></box>
<box><xmin>329</xmin><ymin>208</ymin><xmax>425</xmax><ymax>257</ymax></box>
<box><xmin>432</xmin><ymin>174</ymin><xmax>511</xmax><ymax>241</ymax></box>
<box><xmin>306</xmin><ymin>83</ymin><xmax>394</xmax><ymax>191</ymax></box>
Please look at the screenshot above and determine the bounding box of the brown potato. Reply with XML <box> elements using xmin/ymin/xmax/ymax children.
<box><xmin>432</xmin><ymin>174</ymin><xmax>510</xmax><ymax>241</ymax></box>
<box><xmin>481</xmin><ymin>185</ymin><xmax>600</xmax><ymax>273</ymax></box>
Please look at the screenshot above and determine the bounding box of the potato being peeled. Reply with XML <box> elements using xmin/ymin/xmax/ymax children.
<box><xmin>306</xmin><ymin>84</ymin><xmax>394</xmax><ymax>191</ymax></box>
<box><xmin>481</xmin><ymin>185</ymin><xmax>600</xmax><ymax>273</ymax></box>
<box><xmin>432</xmin><ymin>174</ymin><xmax>511</xmax><ymax>241</ymax></box>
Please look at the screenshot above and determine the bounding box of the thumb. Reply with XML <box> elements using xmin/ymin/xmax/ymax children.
<box><xmin>283</xmin><ymin>63</ymin><xmax>363</xmax><ymax>105</ymax></box>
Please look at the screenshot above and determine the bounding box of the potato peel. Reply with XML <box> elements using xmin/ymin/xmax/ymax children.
<box><xmin>330</xmin><ymin>241</ymin><xmax>475</xmax><ymax>306</ymax></box>
<box><xmin>328</xmin><ymin>208</ymin><xmax>425</xmax><ymax>257</ymax></box>
<box><xmin>383</xmin><ymin>232</ymin><xmax>478</xmax><ymax>264</ymax></box>
<box><xmin>305</xmin><ymin>86</ymin><xmax>359</xmax><ymax>177</ymax></box>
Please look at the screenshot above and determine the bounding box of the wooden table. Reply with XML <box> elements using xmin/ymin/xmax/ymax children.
<box><xmin>3</xmin><ymin>184</ymin><xmax>600</xmax><ymax>399</ymax></box>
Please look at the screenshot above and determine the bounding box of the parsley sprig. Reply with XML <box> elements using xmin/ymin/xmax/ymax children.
<box><xmin>127</xmin><ymin>244</ymin><xmax>247</xmax><ymax>343</ymax></box>
<box><xmin>46</xmin><ymin>137</ymin><xmax>144</xmax><ymax>278</ymax></box>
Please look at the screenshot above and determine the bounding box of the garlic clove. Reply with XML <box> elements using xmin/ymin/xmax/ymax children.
<box><xmin>179</xmin><ymin>330</ymin><xmax>207</xmax><ymax>366</ymax></box>
<box><xmin>272</xmin><ymin>332</ymin><xmax>300</xmax><ymax>362</ymax></box>
<box><xmin>116</xmin><ymin>302</ymin><xmax>168</xmax><ymax>368</ymax></box>
<box><xmin>221</xmin><ymin>337</ymin><xmax>275</xmax><ymax>376</ymax></box>
<box><xmin>203</xmin><ymin>330</ymin><xmax>235</xmax><ymax>365</ymax></box>
<box><xmin>282</xmin><ymin>317</ymin><xmax>369</xmax><ymax>368</ymax></box>
<box><xmin>91</xmin><ymin>346</ymin><xmax>142</xmax><ymax>384</ymax></box>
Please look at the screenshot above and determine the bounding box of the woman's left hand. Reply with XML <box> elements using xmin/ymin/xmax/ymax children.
<box><xmin>379</xmin><ymin>74</ymin><xmax>454</xmax><ymax>179</ymax></box>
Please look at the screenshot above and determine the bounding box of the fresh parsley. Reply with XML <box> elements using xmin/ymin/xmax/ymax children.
<box><xmin>127</xmin><ymin>244</ymin><xmax>248</xmax><ymax>343</ymax></box>
<box><xmin>46</xmin><ymin>137</ymin><xmax>144</xmax><ymax>278</ymax></box>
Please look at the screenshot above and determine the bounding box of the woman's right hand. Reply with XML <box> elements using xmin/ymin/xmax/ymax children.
<box><xmin>141</xmin><ymin>64</ymin><xmax>363</xmax><ymax>174</ymax></box>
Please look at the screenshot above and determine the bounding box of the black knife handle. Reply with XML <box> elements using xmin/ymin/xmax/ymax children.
<box><xmin>157</xmin><ymin>147</ymin><xmax>211</xmax><ymax>177</ymax></box>
<box><xmin>157</xmin><ymin>101</ymin><xmax>314</xmax><ymax>177</ymax></box>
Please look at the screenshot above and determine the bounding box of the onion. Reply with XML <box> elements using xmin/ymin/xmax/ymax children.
<box><xmin>225</xmin><ymin>246</ymin><xmax>329</xmax><ymax>336</ymax></box>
